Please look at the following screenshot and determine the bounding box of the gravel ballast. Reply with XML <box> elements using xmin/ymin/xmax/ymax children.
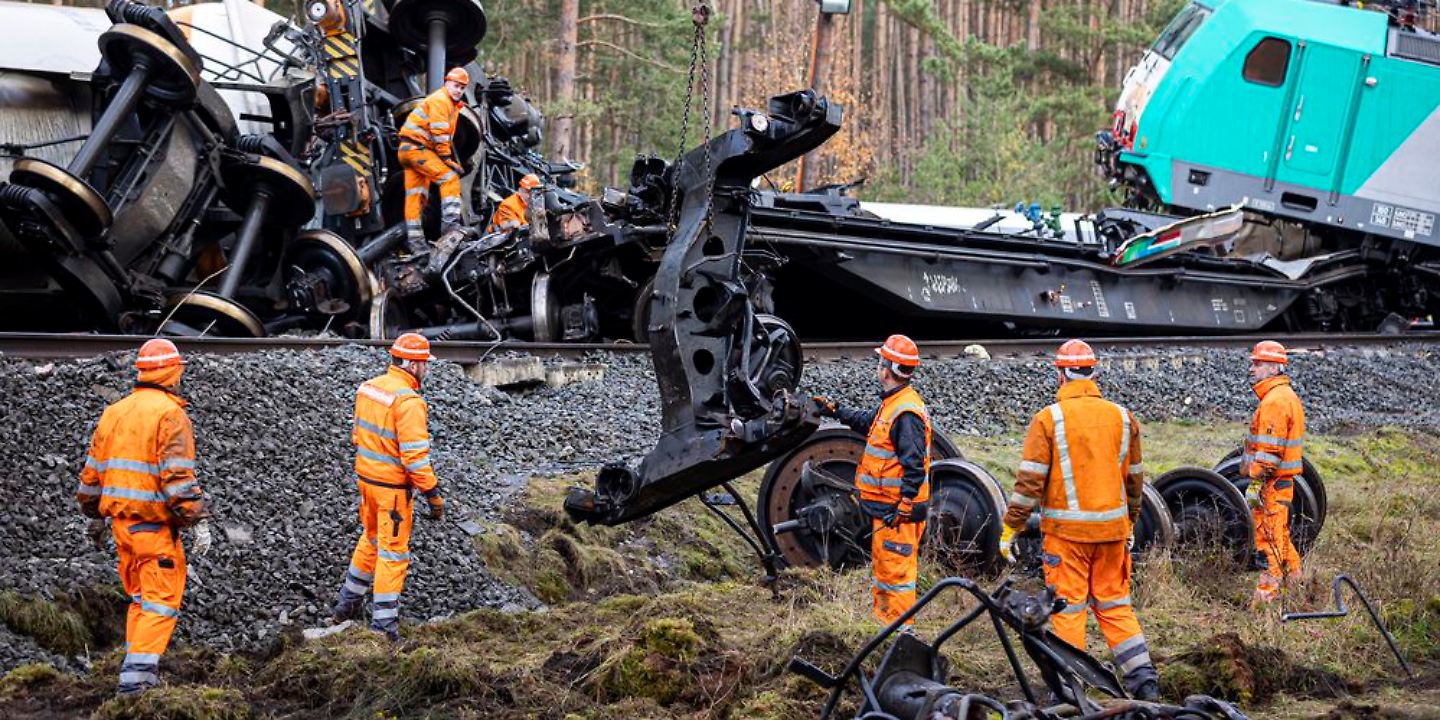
<box><xmin>0</xmin><ymin>341</ymin><xmax>1436</xmax><ymax>670</ymax></box>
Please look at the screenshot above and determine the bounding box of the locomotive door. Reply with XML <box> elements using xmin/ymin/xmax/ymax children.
<box><xmin>1282</xmin><ymin>42</ymin><xmax>1358</xmax><ymax>182</ymax></box>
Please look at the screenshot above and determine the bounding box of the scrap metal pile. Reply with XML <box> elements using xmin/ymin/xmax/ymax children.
<box><xmin>0</xmin><ymin>0</ymin><xmax>628</xmax><ymax>341</ymax></box>
<box><xmin>5</xmin><ymin>0</ymin><xmax>1440</xmax><ymax>342</ymax></box>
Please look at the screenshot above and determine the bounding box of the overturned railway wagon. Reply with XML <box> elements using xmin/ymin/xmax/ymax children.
<box><xmin>1</xmin><ymin>0</ymin><xmax>1438</xmax><ymax>341</ymax></box>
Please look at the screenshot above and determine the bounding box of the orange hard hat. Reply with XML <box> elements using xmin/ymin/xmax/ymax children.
<box><xmin>1054</xmin><ymin>339</ymin><xmax>1097</xmax><ymax>368</ymax></box>
<box><xmin>1250</xmin><ymin>340</ymin><xmax>1287</xmax><ymax>364</ymax></box>
<box><xmin>444</xmin><ymin>67</ymin><xmax>470</xmax><ymax>86</ymax></box>
<box><xmin>875</xmin><ymin>334</ymin><xmax>920</xmax><ymax>368</ymax></box>
<box><xmin>518</xmin><ymin>174</ymin><xmax>541</xmax><ymax>190</ymax></box>
<box><xmin>390</xmin><ymin>332</ymin><xmax>435</xmax><ymax>361</ymax></box>
<box><xmin>135</xmin><ymin>338</ymin><xmax>184</xmax><ymax>370</ymax></box>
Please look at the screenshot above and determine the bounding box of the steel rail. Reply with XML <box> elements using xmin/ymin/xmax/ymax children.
<box><xmin>0</xmin><ymin>331</ymin><xmax>1437</xmax><ymax>362</ymax></box>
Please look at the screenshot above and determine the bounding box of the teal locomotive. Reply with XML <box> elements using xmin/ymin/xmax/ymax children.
<box><xmin>1099</xmin><ymin>0</ymin><xmax>1440</xmax><ymax>326</ymax></box>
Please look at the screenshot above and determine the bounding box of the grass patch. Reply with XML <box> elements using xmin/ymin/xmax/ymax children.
<box><xmin>92</xmin><ymin>686</ymin><xmax>251</xmax><ymax>720</ymax></box>
<box><xmin>0</xmin><ymin>663</ymin><xmax>62</xmax><ymax>699</ymax></box>
<box><xmin>0</xmin><ymin>592</ymin><xmax>90</xmax><ymax>656</ymax></box>
<box><xmin>0</xmin><ymin>585</ymin><xmax>131</xmax><ymax>657</ymax></box>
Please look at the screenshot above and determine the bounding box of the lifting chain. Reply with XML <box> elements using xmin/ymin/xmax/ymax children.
<box><xmin>666</xmin><ymin>3</ymin><xmax>715</xmax><ymax>241</ymax></box>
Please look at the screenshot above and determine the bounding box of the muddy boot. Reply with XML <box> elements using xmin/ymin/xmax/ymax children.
<box><xmin>1124</xmin><ymin>665</ymin><xmax>1160</xmax><ymax>701</ymax></box>
<box><xmin>399</xmin><ymin>228</ymin><xmax>430</xmax><ymax>261</ymax></box>
<box><xmin>1131</xmin><ymin>678</ymin><xmax>1159</xmax><ymax>701</ymax></box>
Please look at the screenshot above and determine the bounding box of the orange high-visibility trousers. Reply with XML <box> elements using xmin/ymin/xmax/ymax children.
<box><xmin>342</xmin><ymin>484</ymin><xmax>414</xmax><ymax>636</ymax></box>
<box><xmin>1252</xmin><ymin>485</ymin><xmax>1301</xmax><ymax>600</ymax></box>
<box><xmin>1041</xmin><ymin>534</ymin><xmax>1154</xmax><ymax>683</ymax></box>
<box><xmin>113</xmin><ymin>520</ymin><xmax>186</xmax><ymax>693</ymax></box>
<box><xmin>871</xmin><ymin>518</ymin><xmax>924</xmax><ymax>625</ymax></box>
<box><xmin>397</xmin><ymin>144</ymin><xmax>462</xmax><ymax>246</ymax></box>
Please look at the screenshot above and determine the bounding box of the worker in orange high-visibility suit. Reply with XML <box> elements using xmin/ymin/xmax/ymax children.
<box><xmin>997</xmin><ymin>339</ymin><xmax>1158</xmax><ymax>701</ymax></box>
<box><xmin>1241</xmin><ymin>340</ymin><xmax>1306</xmax><ymax>606</ymax></box>
<box><xmin>331</xmin><ymin>333</ymin><xmax>444</xmax><ymax>639</ymax></box>
<box><xmin>76</xmin><ymin>339</ymin><xmax>213</xmax><ymax>696</ymax></box>
<box><xmin>486</xmin><ymin>173</ymin><xmax>542</xmax><ymax>234</ymax></box>
<box><xmin>814</xmin><ymin>334</ymin><xmax>931</xmax><ymax>626</ymax></box>
<box><xmin>398</xmin><ymin>67</ymin><xmax>469</xmax><ymax>254</ymax></box>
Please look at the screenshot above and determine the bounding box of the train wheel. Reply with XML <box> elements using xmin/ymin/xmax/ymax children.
<box><xmin>283</xmin><ymin>230</ymin><xmax>374</xmax><ymax>322</ymax></box>
<box><xmin>1153</xmin><ymin>466</ymin><xmax>1254</xmax><ymax>565</ymax></box>
<box><xmin>758</xmin><ymin>427</ymin><xmax>976</xmax><ymax>571</ymax></box>
<box><xmin>160</xmin><ymin>291</ymin><xmax>264</xmax><ymax>337</ymax></box>
<box><xmin>1214</xmin><ymin>451</ymin><xmax>1325</xmax><ymax>558</ymax></box>
<box><xmin>924</xmin><ymin>459</ymin><xmax>1006</xmax><ymax>573</ymax></box>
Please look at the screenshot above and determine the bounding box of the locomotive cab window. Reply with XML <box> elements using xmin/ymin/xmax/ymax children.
<box><xmin>1152</xmin><ymin>3</ymin><xmax>1211</xmax><ymax>59</ymax></box>
<box><xmin>1243</xmin><ymin>37</ymin><xmax>1291</xmax><ymax>86</ymax></box>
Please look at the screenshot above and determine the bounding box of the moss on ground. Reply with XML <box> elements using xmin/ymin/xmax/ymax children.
<box><xmin>2</xmin><ymin>422</ymin><xmax>1438</xmax><ymax>718</ymax></box>
<box><xmin>0</xmin><ymin>585</ymin><xmax>132</xmax><ymax>658</ymax></box>
<box><xmin>91</xmin><ymin>686</ymin><xmax>251</xmax><ymax>720</ymax></box>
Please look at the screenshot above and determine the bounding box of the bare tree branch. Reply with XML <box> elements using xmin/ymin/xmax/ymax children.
<box><xmin>576</xmin><ymin>40</ymin><xmax>685</xmax><ymax>73</ymax></box>
<box><xmin>577</xmin><ymin>13</ymin><xmax>671</xmax><ymax>30</ymax></box>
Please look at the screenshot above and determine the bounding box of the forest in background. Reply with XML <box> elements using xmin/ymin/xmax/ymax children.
<box><xmin>26</xmin><ymin>0</ymin><xmax>1440</xmax><ymax>210</ymax></box>
<box><xmin>485</xmin><ymin>0</ymin><xmax>1189</xmax><ymax>210</ymax></box>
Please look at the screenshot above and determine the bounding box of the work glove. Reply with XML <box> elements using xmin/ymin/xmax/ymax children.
<box><xmin>999</xmin><ymin>523</ymin><xmax>1017</xmax><ymax>563</ymax></box>
<box><xmin>811</xmin><ymin>395</ymin><xmax>838</xmax><ymax>417</ymax></box>
<box><xmin>86</xmin><ymin>518</ymin><xmax>109</xmax><ymax>552</ymax></box>
<box><xmin>888</xmin><ymin>498</ymin><xmax>914</xmax><ymax>528</ymax></box>
<box><xmin>426</xmin><ymin>495</ymin><xmax>445</xmax><ymax>521</ymax></box>
<box><xmin>1126</xmin><ymin>533</ymin><xmax>1136</xmax><ymax>552</ymax></box>
<box><xmin>191</xmin><ymin>520</ymin><xmax>214</xmax><ymax>557</ymax></box>
<box><xmin>1245</xmin><ymin>481</ymin><xmax>1263</xmax><ymax>510</ymax></box>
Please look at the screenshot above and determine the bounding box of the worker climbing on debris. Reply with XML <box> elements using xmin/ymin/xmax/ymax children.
<box><xmin>398</xmin><ymin>67</ymin><xmax>470</xmax><ymax>255</ymax></box>
<box><xmin>331</xmin><ymin>333</ymin><xmax>445</xmax><ymax>640</ymax></box>
<box><xmin>1242</xmin><ymin>340</ymin><xmax>1306</xmax><ymax>606</ymax></box>
<box><xmin>487</xmin><ymin>173</ymin><xmax>542</xmax><ymax>234</ymax></box>
<box><xmin>998</xmin><ymin>339</ymin><xmax>1159</xmax><ymax>700</ymax></box>
<box><xmin>75</xmin><ymin>339</ymin><xmax>213</xmax><ymax>696</ymax></box>
<box><xmin>813</xmin><ymin>334</ymin><xmax>931</xmax><ymax>626</ymax></box>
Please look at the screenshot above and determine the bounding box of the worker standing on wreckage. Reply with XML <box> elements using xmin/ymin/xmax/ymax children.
<box><xmin>398</xmin><ymin>67</ymin><xmax>470</xmax><ymax>256</ymax></box>
<box><xmin>814</xmin><ymin>335</ymin><xmax>932</xmax><ymax>626</ymax></box>
<box><xmin>1242</xmin><ymin>340</ymin><xmax>1306</xmax><ymax>606</ymax></box>
<box><xmin>331</xmin><ymin>333</ymin><xmax>446</xmax><ymax>640</ymax></box>
<box><xmin>76</xmin><ymin>339</ymin><xmax>214</xmax><ymax>696</ymax></box>
<box><xmin>998</xmin><ymin>339</ymin><xmax>1160</xmax><ymax>700</ymax></box>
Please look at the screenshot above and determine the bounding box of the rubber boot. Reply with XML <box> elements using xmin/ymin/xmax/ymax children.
<box><xmin>1124</xmin><ymin>664</ymin><xmax>1160</xmax><ymax>701</ymax></box>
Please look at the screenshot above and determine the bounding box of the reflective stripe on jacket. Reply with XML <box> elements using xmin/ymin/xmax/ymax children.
<box><xmin>1241</xmin><ymin>375</ymin><xmax>1305</xmax><ymax>489</ymax></box>
<box><xmin>1005</xmin><ymin>379</ymin><xmax>1143</xmax><ymax>543</ymax></box>
<box><xmin>76</xmin><ymin>387</ymin><xmax>207</xmax><ymax>526</ymax></box>
<box><xmin>854</xmin><ymin>385</ymin><xmax>931</xmax><ymax>508</ymax></box>
<box><xmin>352</xmin><ymin>366</ymin><xmax>439</xmax><ymax>495</ymax></box>
<box><xmin>398</xmin><ymin>88</ymin><xmax>461</xmax><ymax>160</ymax></box>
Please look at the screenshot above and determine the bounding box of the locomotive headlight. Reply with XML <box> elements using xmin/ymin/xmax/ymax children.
<box><xmin>749</xmin><ymin>113</ymin><xmax>770</xmax><ymax>133</ymax></box>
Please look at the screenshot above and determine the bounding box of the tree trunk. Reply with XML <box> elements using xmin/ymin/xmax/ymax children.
<box><xmin>552</xmin><ymin>0</ymin><xmax>579</xmax><ymax>159</ymax></box>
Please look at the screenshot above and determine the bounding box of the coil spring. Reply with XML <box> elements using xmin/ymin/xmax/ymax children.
<box><xmin>233</xmin><ymin>135</ymin><xmax>269</xmax><ymax>154</ymax></box>
<box><xmin>109</xmin><ymin>0</ymin><xmax>166</xmax><ymax>29</ymax></box>
<box><xmin>0</xmin><ymin>184</ymin><xmax>33</xmax><ymax>207</ymax></box>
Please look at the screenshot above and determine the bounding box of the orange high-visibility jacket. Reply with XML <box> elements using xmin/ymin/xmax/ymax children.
<box><xmin>486</xmin><ymin>191</ymin><xmax>527</xmax><ymax>233</ymax></box>
<box><xmin>352</xmin><ymin>366</ymin><xmax>439</xmax><ymax>496</ymax></box>
<box><xmin>1005</xmin><ymin>379</ymin><xmax>1143</xmax><ymax>543</ymax></box>
<box><xmin>398</xmin><ymin>88</ymin><xmax>461</xmax><ymax>160</ymax></box>
<box><xmin>76</xmin><ymin>387</ymin><xmax>208</xmax><ymax>526</ymax></box>
<box><xmin>855</xmin><ymin>385</ymin><xmax>932</xmax><ymax>511</ymax></box>
<box><xmin>1242</xmin><ymin>375</ymin><xmax>1305</xmax><ymax>483</ymax></box>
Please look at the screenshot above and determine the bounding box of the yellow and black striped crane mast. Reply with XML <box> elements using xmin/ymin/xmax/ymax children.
<box><xmin>304</xmin><ymin>0</ymin><xmax>384</xmax><ymax>240</ymax></box>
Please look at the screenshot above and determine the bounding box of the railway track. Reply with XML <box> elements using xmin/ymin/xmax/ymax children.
<box><xmin>1</xmin><ymin>331</ymin><xmax>1438</xmax><ymax>363</ymax></box>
